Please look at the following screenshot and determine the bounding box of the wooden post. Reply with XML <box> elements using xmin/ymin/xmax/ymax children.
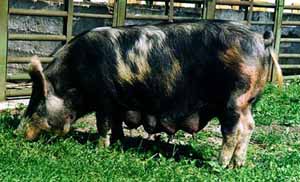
<box><xmin>113</xmin><ymin>0</ymin><xmax>127</xmax><ymax>27</ymax></box>
<box><xmin>168</xmin><ymin>0</ymin><xmax>174</xmax><ymax>22</ymax></box>
<box><xmin>247</xmin><ymin>0</ymin><xmax>254</xmax><ymax>25</ymax></box>
<box><xmin>206</xmin><ymin>0</ymin><xmax>216</xmax><ymax>19</ymax></box>
<box><xmin>0</xmin><ymin>0</ymin><xmax>9</xmax><ymax>101</ymax></box>
<box><xmin>64</xmin><ymin>0</ymin><xmax>74</xmax><ymax>42</ymax></box>
<box><xmin>274</xmin><ymin>0</ymin><xmax>285</xmax><ymax>54</ymax></box>
<box><xmin>202</xmin><ymin>1</ymin><xmax>207</xmax><ymax>19</ymax></box>
<box><xmin>271</xmin><ymin>0</ymin><xmax>284</xmax><ymax>81</ymax></box>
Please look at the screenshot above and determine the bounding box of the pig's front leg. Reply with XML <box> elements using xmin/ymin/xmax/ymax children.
<box><xmin>96</xmin><ymin>112</ymin><xmax>111</xmax><ymax>148</ymax></box>
<box><xmin>110</xmin><ymin>112</ymin><xmax>125</xmax><ymax>144</ymax></box>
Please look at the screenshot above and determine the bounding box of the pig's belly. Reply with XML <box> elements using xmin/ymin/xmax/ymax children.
<box><xmin>159</xmin><ymin>112</ymin><xmax>210</xmax><ymax>135</ymax></box>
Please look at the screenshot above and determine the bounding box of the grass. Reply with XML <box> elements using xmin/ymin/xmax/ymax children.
<box><xmin>253</xmin><ymin>79</ymin><xmax>300</xmax><ymax>126</ymax></box>
<box><xmin>0</xmin><ymin>80</ymin><xmax>300</xmax><ymax>181</ymax></box>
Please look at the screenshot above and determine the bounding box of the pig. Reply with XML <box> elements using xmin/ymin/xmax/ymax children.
<box><xmin>17</xmin><ymin>20</ymin><xmax>283</xmax><ymax>167</ymax></box>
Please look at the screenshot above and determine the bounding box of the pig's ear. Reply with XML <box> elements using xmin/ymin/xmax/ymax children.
<box><xmin>28</xmin><ymin>56</ymin><xmax>48</xmax><ymax>97</ymax></box>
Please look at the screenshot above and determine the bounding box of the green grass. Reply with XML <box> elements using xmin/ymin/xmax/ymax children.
<box><xmin>253</xmin><ymin>79</ymin><xmax>300</xmax><ymax>126</ymax></box>
<box><xmin>0</xmin><ymin>80</ymin><xmax>300</xmax><ymax>181</ymax></box>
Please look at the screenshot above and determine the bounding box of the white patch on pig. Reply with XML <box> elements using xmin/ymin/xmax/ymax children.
<box><xmin>126</xmin><ymin>33</ymin><xmax>152</xmax><ymax>82</ymax></box>
<box><xmin>143</xmin><ymin>26</ymin><xmax>166</xmax><ymax>47</ymax></box>
<box><xmin>179</xmin><ymin>24</ymin><xmax>195</xmax><ymax>33</ymax></box>
<box><xmin>91</xmin><ymin>27</ymin><xmax>112</xmax><ymax>32</ymax></box>
<box><xmin>92</xmin><ymin>27</ymin><xmax>122</xmax><ymax>42</ymax></box>
<box><xmin>117</xmin><ymin>26</ymin><xmax>166</xmax><ymax>83</ymax></box>
<box><xmin>46</xmin><ymin>94</ymin><xmax>64</xmax><ymax>114</ymax></box>
<box><xmin>109</xmin><ymin>28</ymin><xmax>122</xmax><ymax>41</ymax></box>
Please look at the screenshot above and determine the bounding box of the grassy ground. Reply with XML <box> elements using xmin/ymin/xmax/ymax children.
<box><xmin>0</xmin><ymin>80</ymin><xmax>300</xmax><ymax>181</ymax></box>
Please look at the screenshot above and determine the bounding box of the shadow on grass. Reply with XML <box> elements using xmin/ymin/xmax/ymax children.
<box><xmin>1</xmin><ymin>110</ymin><xmax>205</xmax><ymax>167</ymax></box>
<box><xmin>69</xmin><ymin>130</ymin><xmax>205</xmax><ymax>167</ymax></box>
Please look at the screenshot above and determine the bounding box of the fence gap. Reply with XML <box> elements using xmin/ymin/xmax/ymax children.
<box><xmin>0</xmin><ymin>0</ymin><xmax>9</xmax><ymax>101</ymax></box>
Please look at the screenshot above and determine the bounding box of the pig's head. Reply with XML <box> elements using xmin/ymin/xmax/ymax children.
<box><xmin>17</xmin><ymin>56</ymin><xmax>77</xmax><ymax>140</ymax></box>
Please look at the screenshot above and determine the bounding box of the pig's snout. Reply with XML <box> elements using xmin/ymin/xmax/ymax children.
<box><xmin>25</xmin><ymin>124</ymin><xmax>42</xmax><ymax>141</ymax></box>
<box><xmin>14</xmin><ymin>118</ymin><xmax>41</xmax><ymax>141</ymax></box>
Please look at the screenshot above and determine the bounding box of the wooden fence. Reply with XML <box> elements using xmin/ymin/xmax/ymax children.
<box><xmin>0</xmin><ymin>0</ymin><xmax>299</xmax><ymax>101</ymax></box>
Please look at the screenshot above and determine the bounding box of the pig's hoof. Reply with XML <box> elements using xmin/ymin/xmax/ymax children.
<box><xmin>98</xmin><ymin>137</ymin><xmax>110</xmax><ymax>148</ymax></box>
<box><xmin>232</xmin><ymin>157</ymin><xmax>246</xmax><ymax>168</ymax></box>
<box><xmin>219</xmin><ymin>156</ymin><xmax>246</xmax><ymax>168</ymax></box>
<box><xmin>219</xmin><ymin>156</ymin><xmax>231</xmax><ymax>168</ymax></box>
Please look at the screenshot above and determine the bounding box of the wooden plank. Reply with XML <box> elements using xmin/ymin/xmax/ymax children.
<box><xmin>126</xmin><ymin>14</ymin><xmax>169</xmax><ymax>20</ymax></box>
<box><xmin>136</xmin><ymin>0</ymin><xmax>204</xmax><ymax>3</ymax></box>
<box><xmin>6</xmin><ymin>88</ymin><xmax>32</xmax><ymax>97</ymax></box>
<box><xmin>113</xmin><ymin>0</ymin><xmax>127</xmax><ymax>27</ymax></box>
<box><xmin>280</xmin><ymin>38</ymin><xmax>300</xmax><ymax>43</ymax></box>
<box><xmin>174</xmin><ymin>16</ymin><xmax>201</xmax><ymax>20</ymax></box>
<box><xmin>64</xmin><ymin>0</ymin><xmax>74</xmax><ymax>42</ymax></box>
<box><xmin>135</xmin><ymin>0</ymin><xmax>279</xmax><ymax>7</ymax></box>
<box><xmin>74</xmin><ymin>13</ymin><xmax>113</xmax><ymax>19</ymax></box>
<box><xmin>0</xmin><ymin>0</ymin><xmax>8</xmax><ymax>101</ymax></box>
<box><xmin>284</xmin><ymin>75</ymin><xmax>300</xmax><ymax>80</ymax></box>
<box><xmin>9</xmin><ymin>8</ymin><xmax>68</xmax><ymax>17</ymax></box>
<box><xmin>6</xmin><ymin>83</ymin><xmax>31</xmax><ymax>89</ymax></box>
<box><xmin>282</xmin><ymin>21</ymin><xmax>300</xmax><ymax>26</ymax></box>
<box><xmin>9</xmin><ymin>34</ymin><xmax>67</xmax><ymax>41</ymax></box>
<box><xmin>7</xmin><ymin>74</ymin><xmax>30</xmax><ymax>81</ymax></box>
<box><xmin>126</xmin><ymin>14</ymin><xmax>201</xmax><ymax>21</ymax></box>
<box><xmin>280</xmin><ymin>65</ymin><xmax>300</xmax><ymax>69</ymax></box>
<box><xmin>279</xmin><ymin>54</ymin><xmax>300</xmax><ymax>59</ymax></box>
<box><xmin>216</xmin><ymin>0</ymin><xmax>275</xmax><ymax>8</ymax></box>
<box><xmin>206</xmin><ymin>0</ymin><xmax>216</xmax><ymax>19</ymax></box>
<box><xmin>7</xmin><ymin>56</ymin><xmax>53</xmax><ymax>64</ymax></box>
<box><xmin>284</xmin><ymin>5</ymin><xmax>300</xmax><ymax>10</ymax></box>
<box><xmin>251</xmin><ymin>21</ymin><xmax>274</xmax><ymax>25</ymax></box>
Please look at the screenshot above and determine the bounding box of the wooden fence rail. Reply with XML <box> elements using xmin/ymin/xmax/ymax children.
<box><xmin>0</xmin><ymin>0</ymin><xmax>299</xmax><ymax>101</ymax></box>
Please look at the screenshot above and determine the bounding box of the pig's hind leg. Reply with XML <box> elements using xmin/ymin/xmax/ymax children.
<box><xmin>218</xmin><ymin>97</ymin><xmax>255</xmax><ymax>168</ymax></box>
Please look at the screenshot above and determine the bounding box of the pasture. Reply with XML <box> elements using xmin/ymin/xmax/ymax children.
<box><xmin>0</xmin><ymin>80</ymin><xmax>299</xmax><ymax>181</ymax></box>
